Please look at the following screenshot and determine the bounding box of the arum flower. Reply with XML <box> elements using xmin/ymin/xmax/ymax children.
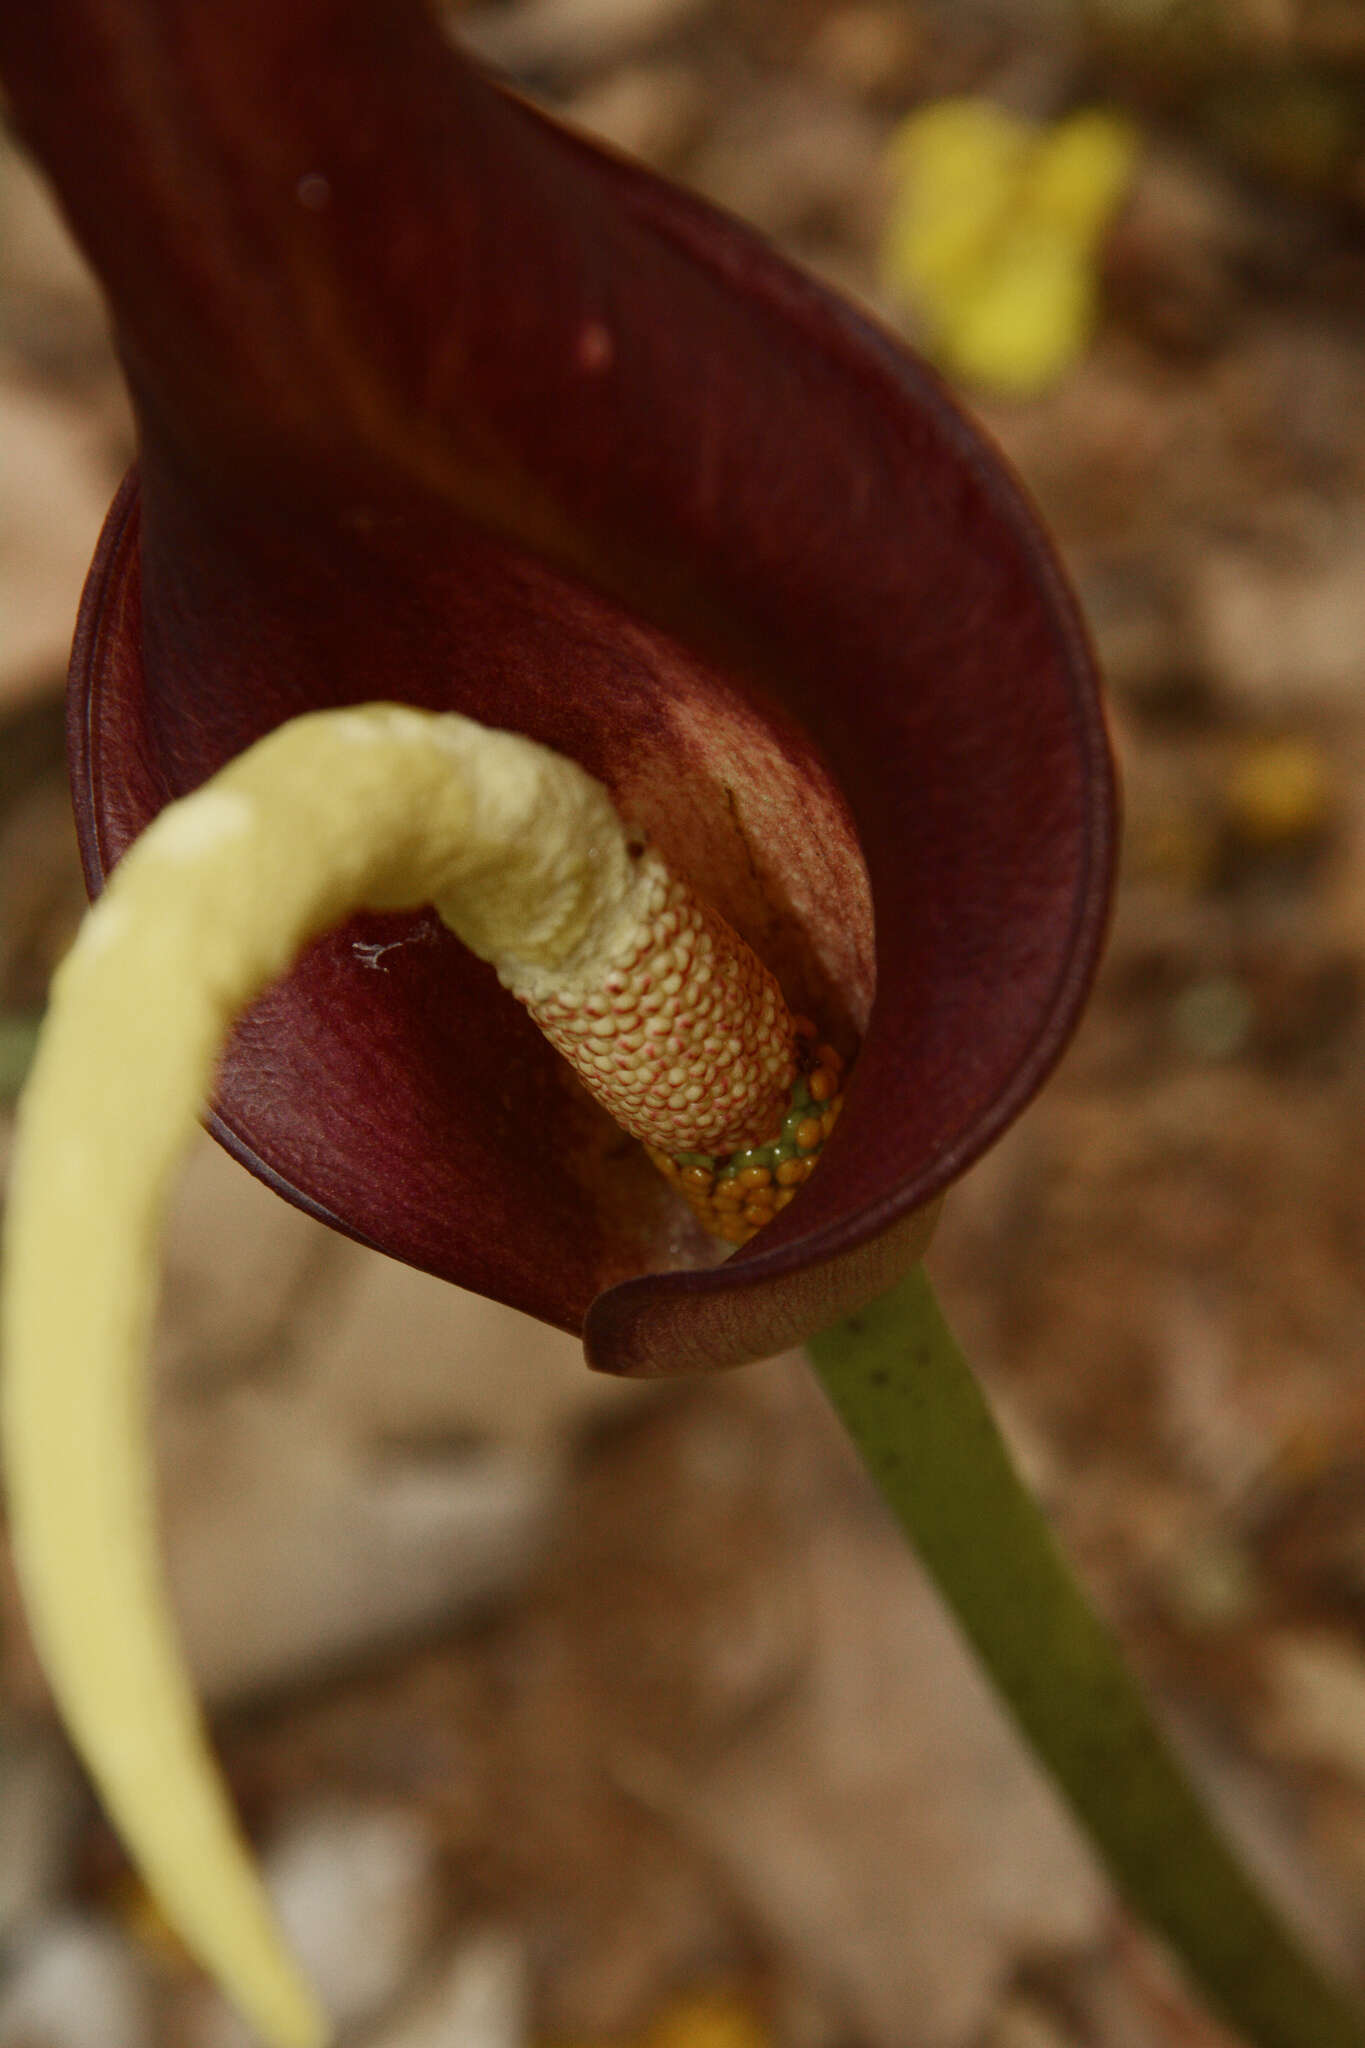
<box><xmin>0</xmin><ymin>0</ymin><xmax>1113</xmax><ymax>1379</ymax></box>
<box><xmin>13</xmin><ymin>13</ymin><xmax>1358</xmax><ymax>2048</ymax></box>
<box><xmin>0</xmin><ymin>0</ymin><xmax>1114</xmax><ymax>2023</ymax></box>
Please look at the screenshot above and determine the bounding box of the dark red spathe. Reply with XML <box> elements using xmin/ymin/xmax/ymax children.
<box><xmin>2</xmin><ymin>0</ymin><xmax>1114</xmax><ymax>1375</ymax></box>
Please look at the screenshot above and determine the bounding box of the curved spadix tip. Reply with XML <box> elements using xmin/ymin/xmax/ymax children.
<box><xmin>3</xmin><ymin>705</ymin><xmax>688</xmax><ymax>2044</ymax></box>
<box><xmin>4</xmin><ymin>699</ymin><xmax>846</xmax><ymax>2037</ymax></box>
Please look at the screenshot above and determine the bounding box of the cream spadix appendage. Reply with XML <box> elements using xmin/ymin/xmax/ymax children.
<box><xmin>1</xmin><ymin>704</ymin><xmax>799</xmax><ymax>2048</ymax></box>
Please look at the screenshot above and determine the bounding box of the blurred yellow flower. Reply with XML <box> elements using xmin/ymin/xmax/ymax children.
<box><xmin>880</xmin><ymin>98</ymin><xmax>1140</xmax><ymax>395</ymax></box>
<box><xmin>639</xmin><ymin>1991</ymin><xmax>770</xmax><ymax>2048</ymax></box>
<box><xmin>547</xmin><ymin>1989</ymin><xmax>770</xmax><ymax>2048</ymax></box>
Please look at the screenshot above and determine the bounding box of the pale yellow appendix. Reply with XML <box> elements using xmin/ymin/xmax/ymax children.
<box><xmin>0</xmin><ymin>703</ymin><xmax>798</xmax><ymax>2046</ymax></box>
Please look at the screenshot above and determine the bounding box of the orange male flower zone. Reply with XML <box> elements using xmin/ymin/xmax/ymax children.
<box><xmin>520</xmin><ymin>850</ymin><xmax>847</xmax><ymax>1245</ymax></box>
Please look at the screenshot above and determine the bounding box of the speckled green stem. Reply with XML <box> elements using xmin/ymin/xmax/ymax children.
<box><xmin>807</xmin><ymin>1265</ymin><xmax>1365</xmax><ymax>2048</ymax></box>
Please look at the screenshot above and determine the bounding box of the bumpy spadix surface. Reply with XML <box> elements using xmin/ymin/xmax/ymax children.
<box><xmin>521</xmin><ymin>851</ymin><xmax>795</xmax><ymax>1153</ymax></box>
<box><xmin>1</xmin><ymin>703</ymin><xmax>799</xmax><ymax>2047</ymax></box>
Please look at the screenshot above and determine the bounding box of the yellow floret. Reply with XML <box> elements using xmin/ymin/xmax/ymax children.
<box><xmin>880</xmin><ymin>98</ymin><xmax>1141</xmax><ymax>395</ymax></box>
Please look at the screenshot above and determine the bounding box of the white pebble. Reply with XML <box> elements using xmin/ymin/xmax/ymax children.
<box><xmin>0</xmin><ymin>1913</ymin><xmax>154</xmax><ymax>2048</ymax></box>
<box><xmin>188</xmin><ymin>1804</ymin><xmax>440</xmax><ymax>2048</ymax></box>
<box><xmin>369</xmin><ymin>1929</ymin><xmax>529</xmax><ymax>2048</ymax></box>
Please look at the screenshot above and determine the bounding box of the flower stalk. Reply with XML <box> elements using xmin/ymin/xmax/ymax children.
<box><xmin>810</xmin><ymin>1272</ymin><xmax>1365</xmax><ymax>2048</ymax></box>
